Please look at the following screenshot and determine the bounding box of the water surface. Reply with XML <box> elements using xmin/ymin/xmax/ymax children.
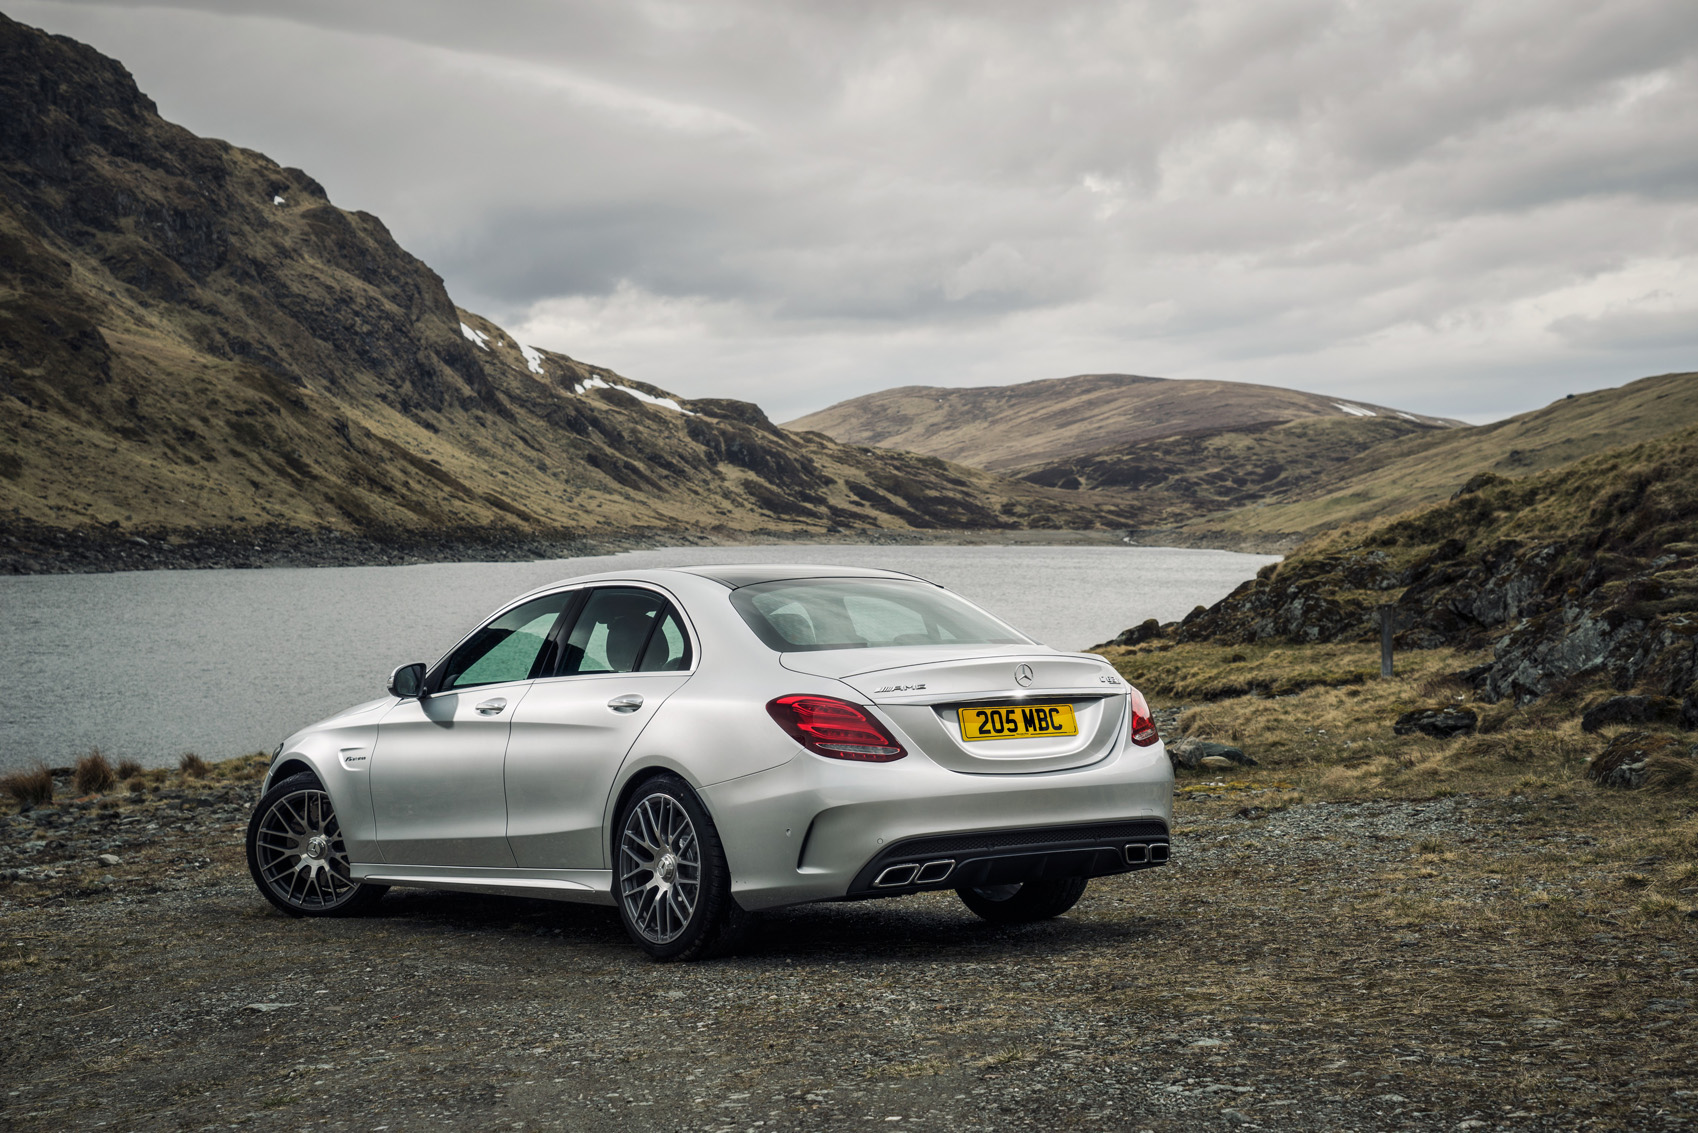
<box><xmin>0</xmin><ymin>543</ymin><xmax>1277</xmax><ymax>771</ymax></box>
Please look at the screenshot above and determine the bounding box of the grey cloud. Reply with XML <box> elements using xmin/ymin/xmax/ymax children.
<box><xmin>13</xmin><ymin>0</ymin><xmax>1698</xmax><ymax>421</ymax></box>
<box><xmin>1552</xmin><ymin>306</ymin><xmax>1698</xmax><ymax>351</ymax></box>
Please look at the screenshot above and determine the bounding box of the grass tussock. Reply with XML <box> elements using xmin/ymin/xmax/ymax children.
<box><xmin>116</xmin><ymin>757</ymin><xmax>143</xmax><ymax>779</ymax></box>
<box><xmin>1646</xmin><ymin>753</ymin><xmax>1697</xmax><ymax>791</ymax></box>
<box><xmin>177</xmin><ymin>752</ymin><xmax>210</xmax><ymax>778</ymax></box>
<box><xmin>73</xmin><ymin>748</ymin><xmax>116</xmax><ymax>794</ymax></box>
<box><xmin>2</xmin><ymin>762</ymin><xmax>55</xmax><ymax>807</ymax></box>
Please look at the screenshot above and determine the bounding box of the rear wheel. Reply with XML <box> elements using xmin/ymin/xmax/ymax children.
<box><xmin>616</xmin><ymin>774</ymin><xmax>748</xmax><ymax>961</ymax></box>
<box><xmin>957</xmin><ymin>877</ymin><xmax>1088</xmax><ymax>923</ymax></box>
<box><xmin>246</xmin><ymin>772</ymin><xmax>387</xmax><ymax>917</ymax></box>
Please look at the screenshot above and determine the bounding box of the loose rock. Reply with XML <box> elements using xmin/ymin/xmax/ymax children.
<box><xmin>1393</xmin><ymin>707</ymin><xmax>1478</xmax><ymax>738</ymax></box>
<box><xmin>1169</xmin><ymin>737</ymin><xmax>1258</xmax><ymax>770</ymax></box>
<box><xmin>1581</xmin><ymin>694</ymin><xmax>1685</xmax><ymax>734</ymax></box>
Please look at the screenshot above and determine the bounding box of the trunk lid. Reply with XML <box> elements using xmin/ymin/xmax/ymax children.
<box><xmin>781</xmin><ymin>647</ymin><xmax>1128</xmax><ymax>774</ymax></box>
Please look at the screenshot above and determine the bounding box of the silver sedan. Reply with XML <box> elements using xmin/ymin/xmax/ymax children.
<box><xmin>246</xmin><ymin>565</ymin><xmax>1174</xmax><ymax>960</ymax></box>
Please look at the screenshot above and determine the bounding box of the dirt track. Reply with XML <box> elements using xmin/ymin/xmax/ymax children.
<box><xmin>4</xmin><ymin>777</ymin><xmax>1693</xmax><ymax>1132</ymax></box>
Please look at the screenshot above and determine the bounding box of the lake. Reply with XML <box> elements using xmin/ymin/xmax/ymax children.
<box><xmin>0</xmin><ymin>543</ymin><xmax>1278</xmax><ymax>772</ymax></box>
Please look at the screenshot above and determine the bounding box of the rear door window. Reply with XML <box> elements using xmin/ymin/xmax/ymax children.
<box><xmin>556</xmin><ymin>588</ymin><xmax>693</xmax><ymax>675</ymax></box>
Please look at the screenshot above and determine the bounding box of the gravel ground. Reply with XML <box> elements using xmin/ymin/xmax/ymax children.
<box><xmin>2</xmin><ymin>775</ymin><xmax>1694</xmax><ymax>1132</ymax></box>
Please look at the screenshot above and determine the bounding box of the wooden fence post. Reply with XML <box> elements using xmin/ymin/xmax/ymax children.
<box><xmin>1380</xmin><ymin>605</ymin><xmax>1395</xmax><ymax>678</ymax></box>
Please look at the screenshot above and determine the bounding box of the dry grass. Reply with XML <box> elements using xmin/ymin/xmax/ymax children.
<box><xmin>116</xmin><ymin>757</ymin><xmax>143</xmax><ymax>779</ymax></box>
<box><xmin>73</xmin><ymin>749</ymin><xmax>116</xmax><ymax>795</ymax></box>
<box><xmin>1108</xmin><ymin>640</ymin><xmax>1692</xmax><ymax>807</ymax></box>
<box><xmin>177</xmin><ymin>752</ymin><xmax>210</xmax><ymax>778</ymax></box>
<box><xmin>2</xmin><ymin>762</ymin><xmax>54</xmax><ymax>807</ymax></box>
<box><xmin>1104</xmin><ymin>639</ymin><xmax>1444</xmax><ymax>702</ymax></box>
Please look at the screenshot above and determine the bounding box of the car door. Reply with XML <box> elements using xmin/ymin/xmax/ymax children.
<box><xmin>504</xmin><ymin>587</ymin><xmax>695</xmax><ymax>870</ymax></box>
<box><xmin>370</xmin><ymin>591</ymin><xmax>573</xmax><ymax>867</ymax></box>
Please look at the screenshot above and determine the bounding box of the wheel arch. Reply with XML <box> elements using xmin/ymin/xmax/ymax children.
<box><xmin>606</xmin><ymin>760</ymin><xmax>707</xmax><ymax>865</ymax></box>
<box><xmin>267</xmin><ymin>757</ymin><xmax>319</xmax><ymax>790</ymax></box>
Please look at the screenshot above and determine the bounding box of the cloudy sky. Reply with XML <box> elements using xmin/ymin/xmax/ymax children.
<box><xmin>14</xmin><ymin>0</ymin><xmax>1698</xmax><ymax>422</ymax></box>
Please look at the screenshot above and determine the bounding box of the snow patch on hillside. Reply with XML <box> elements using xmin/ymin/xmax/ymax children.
<box><xmin>578</xmin><ymin>375</ymin><xmax>692</xmax><ymax>414</ymax></box>
<box><xmin>460</xmin><ymin>322</ymin><xmax>490</xmax><ymax>350</ymax></box>
<box><xmin>1333</xmin><ymin>402</ymin><xmax>1375</xmax><ymax>417</ymax></box>
<box><xmin>518</xmin><ymin>342</ymin><xmax>545</xmax><ymax>375</ymax></box>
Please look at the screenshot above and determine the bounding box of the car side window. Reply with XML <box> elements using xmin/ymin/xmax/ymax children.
<box><xmin>638</xmin><ymin>609</ymin><xmax>692</xmax><ymax>671</ymax></box>
<box><xmin>557</xmin><ymin>589</ymin><xmax>691</xmax><ymax>675</ymax></box>
<box><xmin>441</xmin><ymin>593</ymin><xmax>572</xmax><ymax>690</ymax></box>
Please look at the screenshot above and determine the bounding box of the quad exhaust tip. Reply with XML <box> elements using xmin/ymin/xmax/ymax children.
<box><xmin>874</xmin><ymin>860</ymin><xmax>956</xmax><ymax>888</ymax></box>
<box><xmin>874</xmin><ymin>863</ymin><xmax>919</xmax><ymax>887</ymax></box>
<box><xmin>914</xmin><ymin>859</ymin><xmax>955</xmax><ymax>884</ymax></box>
<box><xmin>1126</xmin><ymin>842</ymin><xmax>1171</xmax><ymax>865</ymax></box>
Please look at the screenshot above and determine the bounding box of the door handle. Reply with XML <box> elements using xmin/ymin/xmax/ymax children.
<box><xmin>475</xmin><ymin>698</ymin><xmax>508</xmax><ymax>716</ymax></box>
<box><xmin>608</xmin><ymin>693</ymin><xmax>644</xmax><ymax>714</ymax></box>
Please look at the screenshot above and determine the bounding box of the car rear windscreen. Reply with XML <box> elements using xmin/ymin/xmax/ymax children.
<box><xmin>729</xmin><ymin>578</ymin><xmax>1032</xmax><ymax>652</ymax></box>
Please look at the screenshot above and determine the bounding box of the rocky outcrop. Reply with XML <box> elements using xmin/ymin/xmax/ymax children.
<box><xmin>1107</xmin><ymin>618</ymin><xmax>1164</xmax><ymax>648</ymax></box>
<box><xmin>1111</xmin><ymin>430</ymin><xmax>1698</xmax><ymax>714</ymax></box>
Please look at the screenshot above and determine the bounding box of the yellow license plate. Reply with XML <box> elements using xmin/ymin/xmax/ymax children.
<box><xmin>958</xmin><ymin>703</ymin><xmax>1078</xmax><ymax>742</ymax></box>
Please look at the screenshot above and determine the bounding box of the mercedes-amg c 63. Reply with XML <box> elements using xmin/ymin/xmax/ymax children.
<box><xmin>246</xmin><ymin>565</ymin><xmax>1173</xmax><ymax>960</ymax></box>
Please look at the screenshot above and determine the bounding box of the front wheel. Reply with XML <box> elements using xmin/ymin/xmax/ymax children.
<box><xmin>957</xmin><ymin>877</ymin><xmax>1089</xmax><ymax>923</ymax></box>
<box><xmin>246</xmin><ymin>772</ymin><xmax>386</xmax><ymax>917</ymax></box>
<box><xmin>616</xmin><ymin>774</ymin><xmax>748</xmax><ymax>961</ymax></box>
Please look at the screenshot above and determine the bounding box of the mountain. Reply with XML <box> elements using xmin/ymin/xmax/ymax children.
<box><xmin>1175</xmin><ymin>370</ymin><xmax>1698</xmax><ymax>547</ymax></box>
<box><xmin>0</xmin><ymin>12</ymin><xmax>1132</xmax><ymax>556</ymax></box>
<box><xmin>1016</xmin><ymin>414</ymin><xmax>1437</xmax><ymax>527</ymax></box>
<box><xmin>783</xmin><ymin>373</ymin><xmax>1461</xmax><ymax>473</ymax></box>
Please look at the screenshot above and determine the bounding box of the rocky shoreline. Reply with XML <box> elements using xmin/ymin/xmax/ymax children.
<box><xmin>0</xmin><ymin>522</ymin><xmax>686</xmax><ymax>575</ymax></box>
<box><xmin>0</xmin><ymin>521</ymin><xmax>1180</xmax><ymax>575</ymax></box>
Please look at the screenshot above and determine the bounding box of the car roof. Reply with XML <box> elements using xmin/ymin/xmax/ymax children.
<box><xmin>521</xmin><ymin>563</ymin><xmax>938</xmax><ymax>600</ymax></box>
<box><xmin>671</xmin><ymin>563</ymin><xmax>937</xmax><ymax>589</ymax></box>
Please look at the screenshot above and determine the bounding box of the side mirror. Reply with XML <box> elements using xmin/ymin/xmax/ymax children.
<box><xmin>387</xmin><ymin>662</ymin><xmax>427</xmax><ymax>699</ymax></box>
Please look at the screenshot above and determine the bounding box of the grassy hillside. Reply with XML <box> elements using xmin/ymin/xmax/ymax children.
<box><xmin>1178</xmin><ymin>371</ymin><xmax>1698</xmax><ymax>544</ymax></box>
<box><xmin>784</xmin><ymin>372</ymin><xmax>1458</xmax><ymax>472</ymax></box>
<box><xmin>0</xmin><ymin>13</ymin><xmax>1135</xmax><ymax>549</ymax></box>
<box><xmin>1016</xmin><ymin>414</ymin><xmax>1437</xmax><ymax>527</ymax></box>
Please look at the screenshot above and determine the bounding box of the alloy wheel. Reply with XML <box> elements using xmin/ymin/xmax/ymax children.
<box><xmin>251</xmin><ymin>787</ymin><xmax>357</xmax><ymax>910</ymax></box>
<box><xmin>619</xmin><ymin>792</ymin><xmax>703</xmax><ymax>945</ymax></box>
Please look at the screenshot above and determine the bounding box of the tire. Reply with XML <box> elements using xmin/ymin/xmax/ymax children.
<box><xmin>956</xmin><ymin>877</ymin><xmax>1089</xmax><ymax>923</ymax></box>
<box><xmin>246</xmin><ymin>772</ymin><xmax>387</xmax><ymax>917</ymax></box>
<box><xmin>615</xmin><ymin>773</ymin><xmax>749</xmax><ymax>961</ymax></box>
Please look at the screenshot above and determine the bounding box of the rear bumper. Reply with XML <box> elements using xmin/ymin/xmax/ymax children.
<box><xmin>699</xmin><ymin>738</ymin><xmax>1173</xmax><ymax>911</ymax></box>
<box><xmin>848</xmin><ymin>818</ymin><xmax>1170</xmax><ymax>898</ymax></box>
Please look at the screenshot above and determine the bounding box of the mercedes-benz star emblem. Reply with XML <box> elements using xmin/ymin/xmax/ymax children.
<box><xmin>1015</xmin><ymin>664</ymin><xmax>1034</xmax><ymax>687</ymax></box>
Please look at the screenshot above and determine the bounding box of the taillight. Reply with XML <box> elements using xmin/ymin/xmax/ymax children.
<box><xmin>1128</xmin><ymin>686</ymin><xmax>1160</xmax><ymax>747</ymax></box>
<box><xmin>766</xmin><ymin>695</ymin><xmax>906</xmax><ymax>762</ymax></box>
